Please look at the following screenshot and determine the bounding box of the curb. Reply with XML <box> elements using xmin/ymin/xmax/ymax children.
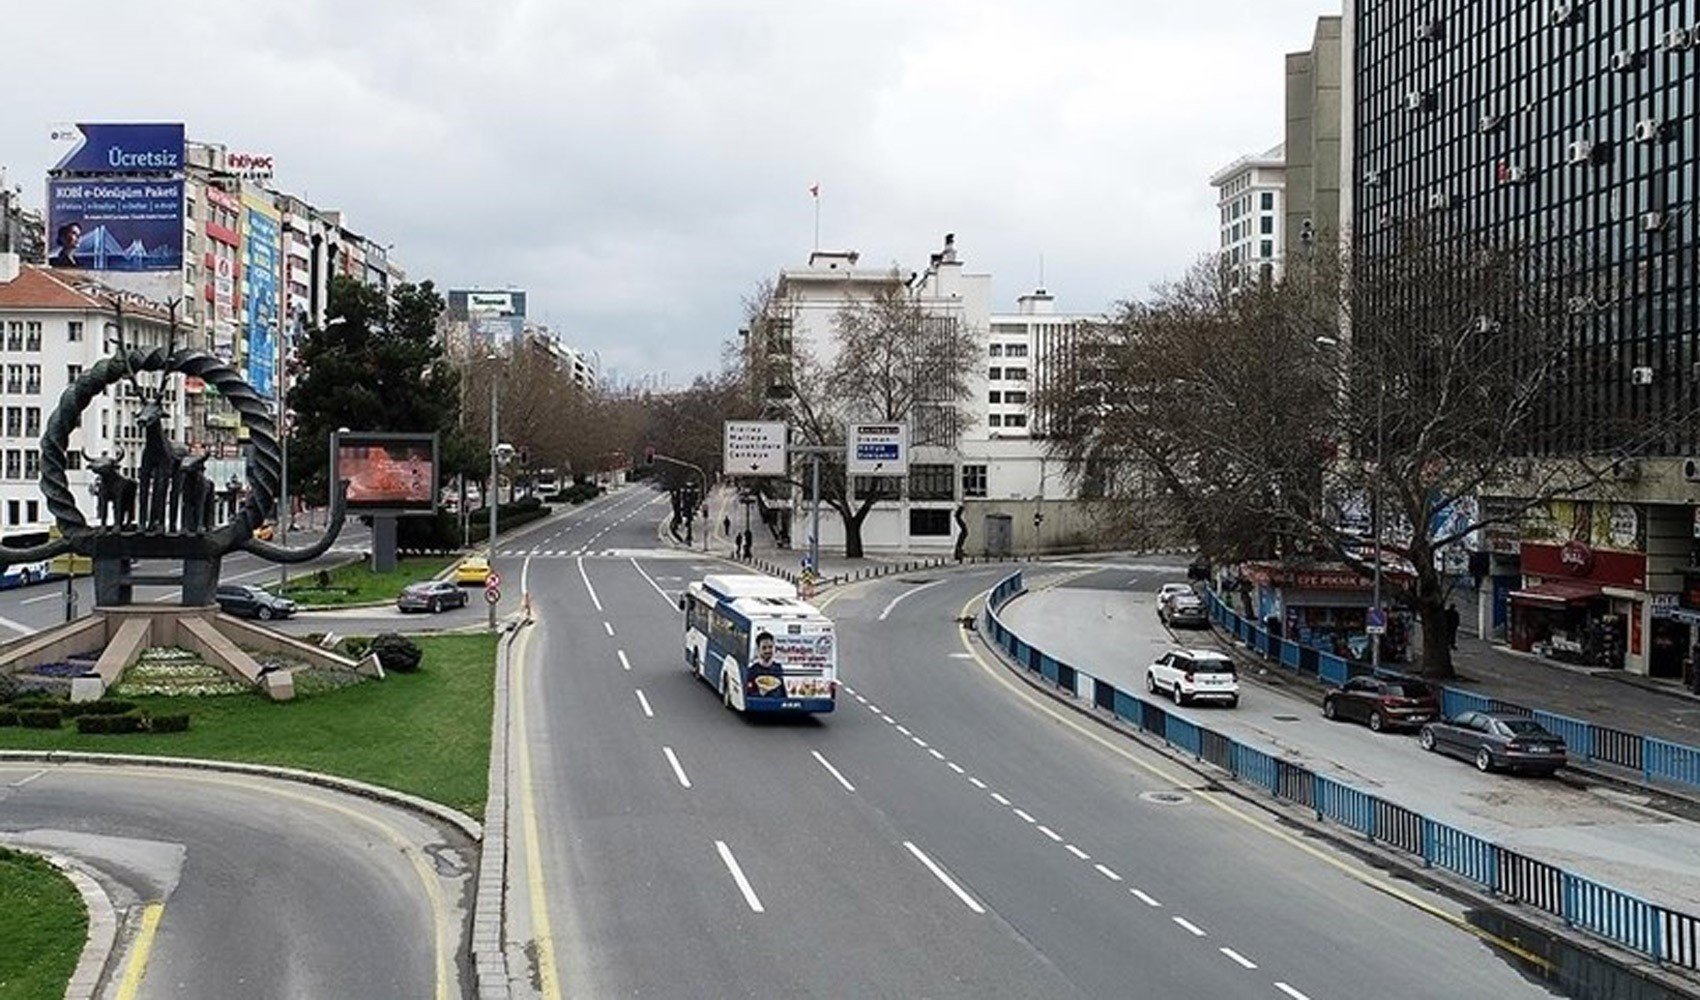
<box><xmin>473</xmin><ymin>622</ymin><xmax>519</xmax><ymax>1000</ymax></box>
<box><xmin>0</xmin><ymin>848</ymin><xmax>119</xmax><ymax>1000</ymax></box>
<box><xmin>0</xmin><ymin>750</ymin><xmax>482</xmax><ymax>842</ymax></box>
<box><xmin>970</xmin><ymin>594</ymin><xmax>1700</xmax><ymax>995</ymax></box>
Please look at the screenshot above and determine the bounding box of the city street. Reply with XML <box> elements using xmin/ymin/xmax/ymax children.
<box><xmin>0</xmin><ymin>760</ymin><xmax>474</xmax><ymax>1000</ymax></box>
<box><xmin>999</xmin><ymin>568</ymin><xmax>1700</xmax><ymax>915</ymax></box>
<box><xmin>498</xmin><ymin>504</ymin><xmax>1558</xmax><ymax>999</ymax></box>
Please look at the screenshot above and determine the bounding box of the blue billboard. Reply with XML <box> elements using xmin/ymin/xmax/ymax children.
<box><xmin>244</xmin><ymin>205</ymin><xmax>281</xmax><ymax>399</ymax></box>
<box><xmin>51</xmin><ymin>123</ymin><xmax>185</xmax><ymax>175</ymax></box>
<box><xmin>46</xmin><ymin>179</ymin><xmax>183</xmax><ymax>272</ymax></box>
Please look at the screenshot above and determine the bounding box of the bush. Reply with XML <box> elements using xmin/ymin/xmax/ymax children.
<box><xmin>146</xmin><ymin>713</ymin><xmax>191</xmax><ymax>734</ymax></box>
<box><xmin>396</xmin><ymin>498</ymin><xmax>552</xmax><ymax>555</ymax></box>
<box><xmin>18</xmin><ymin>709</ymin><xmax>63</xmax><ymax>729</ymax></box>
<box><xmin>369</xmin><ymin>633</ymin><xmax>424</xmax><ymax>673</ymax></box>
<box><xmin>0</xmin><ymin>708</ymin><xmax>17</xmax><ymax>726</ymax></box>
<box><xmin>60</xmin><ymin>699</ymin><xmax>138</xmax><ymax>719</ymax></box>
<box><xmin>75</xmin><ymin>713</ymin><xmax>145</xmax><ymax>735</ymax></box>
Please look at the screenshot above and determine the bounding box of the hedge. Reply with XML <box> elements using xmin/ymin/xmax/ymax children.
<box><xmin>59</xmin><ymin>699</ymin><xmax>137</xmax><ymax>719</ymax></box>
<box><xmin>17</xmin><ymin>709</ymin><xmax>62</xmax><ymax>729</ymax></box>
<box><xmin>0</xmin><ymin>707</ymin><xmax>16</xmax><ymax>727</ymax></box>
<box><xmin>75</xmin><ymin>713</ymin><xmax>145</xmax><ymax>735</ymax></box>
<box><xmin>146</xmin><ymin>714</ymin><xmax>191</xmax><ymax>734</ymax></box>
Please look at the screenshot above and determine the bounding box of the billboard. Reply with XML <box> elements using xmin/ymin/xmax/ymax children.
<box><xmin>46</xmin><ymin>179</ymin><xmax>183</xmax><ymax>271</ymax></box>
<box><xmin>848</xmin><ymin>423</ymin><xmax>909</xmax><ymax>476</ymax></box>
<box><xmin>243</xmin><ymin>194</ymin><xmax>282</xmax><ymax>398</ymax></box>
<box><xmin>334</xmin><ymin>432</ymin><xmax>440</xmax><ymax>512</ymax></box>
<box><xmin>50</xmin><ymin>122</ymin><xmax>184</xmax><ymax>175</ymax></box>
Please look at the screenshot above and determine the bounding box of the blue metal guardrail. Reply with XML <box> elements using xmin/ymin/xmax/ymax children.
<box><xmin>985</xmin><ymin>571</ymin><xmax>1700</xmax><ymax>971</ymax></box>
<box><xmin>1199</xmin><ymin>588</ymin><xmax>1700</xmax><ymax>795</ymax></box>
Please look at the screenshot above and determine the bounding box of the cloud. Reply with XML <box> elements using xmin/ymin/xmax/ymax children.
<box><xmin>2</xmin><ymin>0</ymin><xmax>1332</xmax><ymax>385</ymax></box>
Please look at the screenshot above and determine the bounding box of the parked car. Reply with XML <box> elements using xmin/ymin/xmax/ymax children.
<box><xmin>1155</xmin><ymin>582</ymin><xmax>1193</xmax><ymax>612</ymax></box>
<box><xmin>1161</xmin><ymin>592</ymin><xmax>1209</xmax><ymax>629</ymax></box>
<box><xmin>398</xmin><ymin>580</ymin><xmax>470</xmax><ymax>614</ymax></box>
<box><xmin>455</xmin><ymin>556</ymin><xmax>492</xmax><ymax>586</ymax></box>
<box><xmin>215</xmin><ymin>584</ymin><xmax>297</xmax><ymax>621</ymax></box>
<box><xmin>253</xmin><ymin>522</ymin><xmax>275</xmax><ymax>542</ymax></box>
<box><xmin>1146</xmin><ymin>649</ymin><xmax>1239</xmax><ymax>707</ymax></box>
<box><xmin>1420</xmin><ymin>711</ymin><xmax>1567</xmax><ymax>775</ymax></box>
<box><xmin>1322</xmin><ymin>674</ymin><xmax>1440</xmax><ymax>732</ymax></box>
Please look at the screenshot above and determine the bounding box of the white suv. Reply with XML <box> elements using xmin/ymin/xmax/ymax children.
<box><xmin>1146</xmin><ymin>649</ymin><xmax>1239</xmax><ymax>707</ymax></box>
<box><xmin>1155</xmin><ymin>583</ymin><xmax>1193</xmax><ymax>612</ymax></box>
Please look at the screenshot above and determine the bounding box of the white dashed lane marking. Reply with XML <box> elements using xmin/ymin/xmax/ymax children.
<box><xmin>1219</xmin><ymin>947</ymin><xmax>1257</xmax><ymax>970</ymax></box>
<box><xmin>1172</xmin><ymin>916</ymin><xmax>1206</xmax><ymax>937</ymax></box>
<box><xmin>1131</xmin><ymin>889</ymin><xmax>1162</xmax><ymax>908</ymax></box>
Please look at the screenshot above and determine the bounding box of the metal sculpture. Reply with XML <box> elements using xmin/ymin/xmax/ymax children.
<box><xmin>88</xmin><ymin>449</ymin><xmax>137</xmax><ymax>529</ymax></box>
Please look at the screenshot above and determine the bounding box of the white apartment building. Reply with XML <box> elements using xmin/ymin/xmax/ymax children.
<box><xmin>754</xmin><ymin>236</ymin><xmax>1096</xmax><ymax>556</ymax></box>
<box><xmin>1209</xmin><ymin>143</ymin><xmax>1286</xmax><ymax>285</ymax></box>
<box><xmin>0</xmin><ymin>256</ymin><xmax>182</xmax><ymax>539</ymax></box>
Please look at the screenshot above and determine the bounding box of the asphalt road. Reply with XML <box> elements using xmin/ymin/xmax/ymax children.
<box><xmin>0</xmin><ymin>761</ymin><xmax>475</xmax><ymax>1000</ymax></box>
<box><xmin>503</xmin><ymin>509</ymin><xmax>1562</xmax><ymax>998</ymax></box>
<box><xmin>1000</xmin><ymin>569</ymin><xmax>1700</xmax><ymax>915</ymax></box>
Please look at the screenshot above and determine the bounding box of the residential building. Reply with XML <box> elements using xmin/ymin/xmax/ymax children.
<box><xmin>0</xmin><ymin>255</ymin><xmax>181</xmax><ymax>538</ymax></box>
<box><xmin>749</xmin><ymin>235</ymin><xmax>1099</xmax><ymax>556</ymax></box>
<box><xmin>0</xmin><ymin>170</ymin><xmax>44</xmax><ymax>264</ymax></box>
<box><xmin>1283</xmin><ymin>16</ymin><xmax>1343</xmax><ymax>258</ymax></box>
<box><xmin>1345</xmin><ymin>0</ymin><xmax>1700</xmax><ymax>677</ymax></box>
<box><xmin>1209</xmin><ymin>144</ymin><xmax>1286</xmax><ymax>285</ymax></box>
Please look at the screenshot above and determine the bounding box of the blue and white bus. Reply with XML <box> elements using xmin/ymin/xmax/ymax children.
<box><xmin>0</xmin><ymin>530</ymin><xmax>54</xmax><ymax>590</ymax></box>
<box><xmin>683</xmin><ymin>574</ymin><xmax>837</xmax><ymax>714</ymax></box>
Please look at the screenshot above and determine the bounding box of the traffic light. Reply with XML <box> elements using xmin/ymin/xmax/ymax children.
<box><xmin>645</xmin><ymin>446</ymin><xmax>655</xmax><ymax>466</ymax></box>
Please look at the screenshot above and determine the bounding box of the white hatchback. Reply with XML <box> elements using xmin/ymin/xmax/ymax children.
<box><xmin>1146</xmin><ymin>649</ymin><xmax>1240</xmax><ymax>707</ymax></box>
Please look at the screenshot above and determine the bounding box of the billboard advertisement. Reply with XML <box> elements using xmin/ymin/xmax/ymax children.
<box><xmin>50</xmin><ymin>122</ymin><xmax>184</xmax><ymax>175</ymax></box>
<box><xmin>334</xmin><ymin>433</ymin><xmax>440</xmax><ymax>512</ymax></box>
<box><xmin>46</xmin><ymin>179</ymin><xmax>183</xmax><ymax>271</ymax></box>
<box><xmin>243</xmin><ymin>194</ymin><xmax>281</xmax><ymax>398</ymax></box>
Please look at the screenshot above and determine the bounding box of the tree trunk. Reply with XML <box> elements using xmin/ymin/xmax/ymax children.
<box><xmin>1408</xmin><ymin>542</ymin><xmax>1456</xmax><ymax>680</ymax></box>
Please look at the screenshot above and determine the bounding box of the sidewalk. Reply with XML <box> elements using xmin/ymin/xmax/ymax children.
<box><xmin>1440</xmin><ymin>636</ymin><xmax>1700</xmax><ymax>748</ymax></box>
<box><xmin>701</xmin><ymin>486</ymin><xmax>950</xmax><ymax>583</ymax></box>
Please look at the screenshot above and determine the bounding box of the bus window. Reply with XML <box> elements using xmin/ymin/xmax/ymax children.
<box><xmin>710</xmin><ymin>609</ymin><xmax>748</xmax><ymax>662</ymax></box>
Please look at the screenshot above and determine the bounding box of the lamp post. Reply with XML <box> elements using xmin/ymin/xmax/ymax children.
<box><xmin>487</xmin><ymin>352</ymin><xmax>501</xmax><ymax>632</ymax></box>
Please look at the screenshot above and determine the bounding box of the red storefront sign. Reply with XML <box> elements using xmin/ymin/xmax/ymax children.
<box><xmin>1241</xmin><ymin>563</ymin><xmax>1390</xmax><ymax>591</ymax></box>
<box><xmin>1521</xmin><ymin>541</ymin><xmax>1645</xmax><ymax>589</ymax></box>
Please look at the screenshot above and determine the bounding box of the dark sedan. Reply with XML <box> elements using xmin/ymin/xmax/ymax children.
<box><xmin>1322</xmin><ymin>674</ymin><xmax>1440</xmax><ymax>732</ymax></box>
<box><xmin>1162</xmin><ymin>594</ymin><xmax>1210</xmax><ymax>629</ymax></box>
<box><xmin>215</xmin><ymin>584</ymin><xmax>297</xmax><ymax>621</ymax></box>
<box><xmin>1420</xmin><ymin>711</ymin><xmax>1567</xmax><ymax>775</ymax></box>
<box><xmin>397</xmin><ymin>580</ymin><xmax>469</xmax><ymax>614</ymax></box>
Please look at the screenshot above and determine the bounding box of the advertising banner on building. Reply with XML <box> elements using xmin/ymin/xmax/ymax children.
<box><xmin>46</xmin><ymin>179</ymin><xmax>183</xmax><ymax>271</ymax></box>
<box><xmin>243</xmin><ymin>194</ymin><xmax>282</xmax><ymax>399</ymax></box>
<box><xmin>50</xmin><ymin>122</ymin><xmax>184</xmax><ymax>175</ymax></box>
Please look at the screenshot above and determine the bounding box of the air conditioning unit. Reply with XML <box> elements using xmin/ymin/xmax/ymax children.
<box><xmin>1567</xmin><ymin>295</ymin><xmax>1595</xmax><ymax>314</ymax></box>
<box><xmin>1567</xmin><ymin>139</ymin><xmax>1598</xmax><ymax>164</ymax></box>
<box><xmin>1474</xmin><ymin>315</ymin><xmax>1502</xmax><ymax>334</ymax></box>
<box><xmin>1642</xmin><ymin>211</ymin><xmax>1668</xmax><ymax>232</ymax></box>
<box><xmin>1428</xmin><ymin>191</ymin><xmax>1454</xmax><ymax>211</ymax></box>
<box><xmin>1634</xmin><ymin>119</ymin><xmax>1664</xmax><ymax>143</ymax></box>
<box><xmin>1611</xmin><ymin>50</ymin><xmax>1642</xmax><ymax>72</ymax></box>
<box><xmin>1500</xmin><ymin>164</ymin><xmax>1529</xmax><ymax>184</ymax></box>
<box><xmin>1405</xmin><ymin>90</ymin><xmax>1436</xmax><ymax>112</ymax></box>
<box><xmin>1683</xmin><ymin>457</ymin><xmax>1700</xmax><ymax>483</ymax></box>
<box><xmin>1478</xmin><ymin>113</ymin><xmax>1505</xmax><ymax>133</ymax></box>
<box><xmin>1631</xmin><ymin>366</ymin><xmax>1655</xmax><ymax>385</ymax></box>
<box><xmin>1613</xmin><ymin>459</ymin><xmax>1643</xmax><ymax>481</ymax></box>
<box><xmin>1364</xmin><ymin>168</ymin><xmax>1382</xmax><ymax>187</ymax></box>
<box><xmin>1416</xmin><ymin>19</ymin><xmax>1444</xmax><ymax>42</ymax></box>
<box><xmin>1550</xmin><ymin>0</ymin><xmax>1581</xmax><ymax>26</ymax></box>
<box><xmin>1663</xmin><ymin>27</ymin><xmax>1692</xmax><ymax>51</ymax></box>
<box><xmin>1377</xmin><ymin>208</ymin><xmax>1396</xmax><ymax>227</ymax></box>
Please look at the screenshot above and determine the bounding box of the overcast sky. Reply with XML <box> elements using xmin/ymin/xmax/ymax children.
<box><xmin>3</xmin><ymin>0</ymin><xmax>1334</xmax><ymax>388</ymax></box>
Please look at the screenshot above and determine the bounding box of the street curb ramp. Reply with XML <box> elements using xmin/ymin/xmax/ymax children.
<box><xmin>968</xmin><ymin>571</ymin><xmax>1700</xmax><ymax>998</ymax></box>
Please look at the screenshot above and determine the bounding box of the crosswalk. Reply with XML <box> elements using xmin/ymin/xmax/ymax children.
<box><xmin>495</xmin><ymin>547</ymin><xmax>710</xmax><ymax>561</ymax></box>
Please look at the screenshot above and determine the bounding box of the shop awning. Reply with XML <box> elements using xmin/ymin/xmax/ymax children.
<box><xmin>1509</xmin><ymin>581</ymin><xmax>1603</xmax><ymax>606</ymax></box>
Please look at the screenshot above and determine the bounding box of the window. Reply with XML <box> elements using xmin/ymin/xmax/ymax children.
<box><xmin>709</xmin><ymin>607</ymin><xmax>750</xmax><ymax>660</ymax></box>
<box><xmin>1260</xmin><ymin>240</ymin><xmax>1273</xmax><ymax>259</ymax></box>
<box><xmin>24</xmin><ymin>365</ymin><xmax>40</xmax><ymax>394</ymax></box>
<box><xmin>1003</xmin><ymin>344</ymin><xmax>1028</xmax><ymax>358</ymax></box>
<box><xmin>24</xmin><ymin>408</ymin><xmax>40</xmax><ymax>437</ymax></box>
<box><xmin>66</xmin><ymin>451</ymin><xmax>82</xmax><ymax>471</ymax></box>
<box><xmin>25</xmin><ymin>500</ymin><xmax>38</xmax><ymax>523</ymax></box>
<box><xmin>1004</xmin><ymin>390</ymin><xmax>1028</xmax><ymax>405</ymax></box>
<box><xmin>1003</xmin><ymin>414</ymin><xmax>1028</xmax><ymax>428</ymax></box>
<box><xmin>66</xmin><ymin>364</ymin><xmax>82</xmax><ymax>384</ymax></box>
<box><xmin>989</xmin><ymin>344</ymin><xmax>1003</xmax><ymax>358</ymax></box>
<box><xmin>909</xmin><ymin>508</ymin><xmax>952</xmax><ymax>536</ymax></box>
<box><xmin>3</xmin><ymin>408</ymin><xmax>17</xmax><ymax>437</ymax></box>
<box><xmin>988</xmin><ymin>390</ymin><xmax>1002</xmax><ymax>404</ymax></box>
<box><xmin>988</xmin><ymin>414</ymin><xmax>1003</xmax><ymax>428</ymax></box>
<box><xmin>853</xmin><ymin>475</ymin><xmax>902</xmax><ymax>501</ymax></box>
<box><xmin>909</xmin><ymin>464</ymin><xmax>955</xmax><ymax>501</ymax></box>
<box><xmin>67</xmin><ymin>321</ymin><xmax>83</xmax><ymax>342</ymax></box>
<box><xmin>5</xmin><ymin>500</ymin><xmax>15</xmax><ymax>525</ymax></box>
<box><xmin>3</xmin><ymin>450</ymin><xmax>18</xmax><ymax>480</ymax></box>
<box><xmin>962</xmin><ymin>464</ymin><xmax>988</xmax><ymax>498</ymax></box>
<box><xmin>4</xmin><ymin>322</ymin><xmax>20</xmax><ymax>351</ymax></box>
<box><xmin>24</xmin><ymin>323</ymin><xmax>41</xmax><ymax>352</ymax></box>
<box><xmin>1261</xmin><ymin>191</ymin><xmax>1274</xmax><ymax>210</ymax></box>
<box><xmin>987</xmin><ymin>367</ymin><xmax>1002</xmax><ymax>380</ymax></box>
<box><xmin>1260</xmin><ymin>216</ymin><xmax>1273</xmax><ymax>235</ymax></box>
<box><xmin>23</xmin><ymin>450</ymin><xmax>38</xmax><ymax>479</ymax></box>
<box><xmin>1003</xmin><ymin>367</ymin><xmax>1028</xmax><ymax>381</ymax></box>
<box><xmin>4</xmin><ymin>365</ymin><xmax>19</xmax><ymax>394</ymax></box>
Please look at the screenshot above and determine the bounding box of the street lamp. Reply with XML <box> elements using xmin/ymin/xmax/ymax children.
<box><xmin>277</xmin><ymin>313</ymin><xmax>345</xmax><ymax>589</ymax></box>
<box><xmin>487</xmin><ymin>351</ymin><xmax>503</xmax><ymax>632</ymax></box>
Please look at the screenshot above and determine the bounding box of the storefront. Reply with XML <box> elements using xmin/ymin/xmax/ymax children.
<box><xmin>1511</xmin><ymin>538</ymin><xmax>1645</xmax><ymax>670</ymax></box>
<box><xmin>1238</xmin><ymin>562</ymin><xmax>1413</xmax><ymax>664</ymax></box>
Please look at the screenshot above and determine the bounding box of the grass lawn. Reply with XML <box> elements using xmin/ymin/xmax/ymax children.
<box><xmin>0</xmin><ymin>634</ymin><xmax>497</xmax><ymax>816</ymax></box>
<box><xmin>0</xmin><ymin>848</ymin><xmax>86</xmax><ymax>1000</ymax></box>
<box><xmin>276</xmin><ymin>556</ymin><xmax>457</xmax><ymax>607</ymax></box>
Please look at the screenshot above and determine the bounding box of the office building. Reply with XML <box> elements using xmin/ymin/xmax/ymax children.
<box><xmin>1209</xmin><ymin>144</ymin><xmax>1286</xmax><ymax>284</ymax></box>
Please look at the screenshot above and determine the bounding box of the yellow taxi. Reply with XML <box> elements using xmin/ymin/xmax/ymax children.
<box><xmin>455</xmin><ymin>556</ymin><xmax>492</xmax><ymax>586</ymax></box>
<box><xmin>254</xmin><ymin>522</ymin><xmax>275</xmax><ymax>541</ymax></box>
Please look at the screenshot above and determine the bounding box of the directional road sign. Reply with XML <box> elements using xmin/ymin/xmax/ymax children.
<box><xmin>723</xmin><ymin>421</ymin><xmax>788</xmax><ymax>477</ymax></box>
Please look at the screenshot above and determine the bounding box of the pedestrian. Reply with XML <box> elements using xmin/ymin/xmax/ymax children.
<box><xmin>1444</xmin><ymin>602</ymin><xmax>1460</xmax><ymax>650</ymax></box>
<box><xmin>722</xmin><ymin>515</ymin><xmax>732</xmax><ymax>539</ymax></box>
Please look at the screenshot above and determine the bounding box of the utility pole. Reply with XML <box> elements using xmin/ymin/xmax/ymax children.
<box><xmin>488</xmin><ymin>355</ymin><xmax>500</xmax><ymax>632</ymax></box>
<box><xmin>787</xmin><ymin>445</ymin><xmax>838</xmax><ymax>575</ymax></box>
<box><xmin>277</xmin><ymin>314</ymin><xmax>291</xmax><ymax>590</ymax></box>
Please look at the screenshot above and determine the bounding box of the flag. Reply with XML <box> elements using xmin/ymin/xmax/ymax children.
<box><xmin>809</xmin><ymin>184</ymin><xmax>819</xmax><ymax>198</ymax></box>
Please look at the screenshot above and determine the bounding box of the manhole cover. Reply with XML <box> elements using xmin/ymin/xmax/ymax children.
<box><xmin>1272</xmin><ymin>714</ymin><xmax>1302</xmax><ymax>722</ymax></box>
<box><xmin>1140</xmin><ymin>790</ymin><xmax>1190</xmax><ymax>805</ymax></box>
